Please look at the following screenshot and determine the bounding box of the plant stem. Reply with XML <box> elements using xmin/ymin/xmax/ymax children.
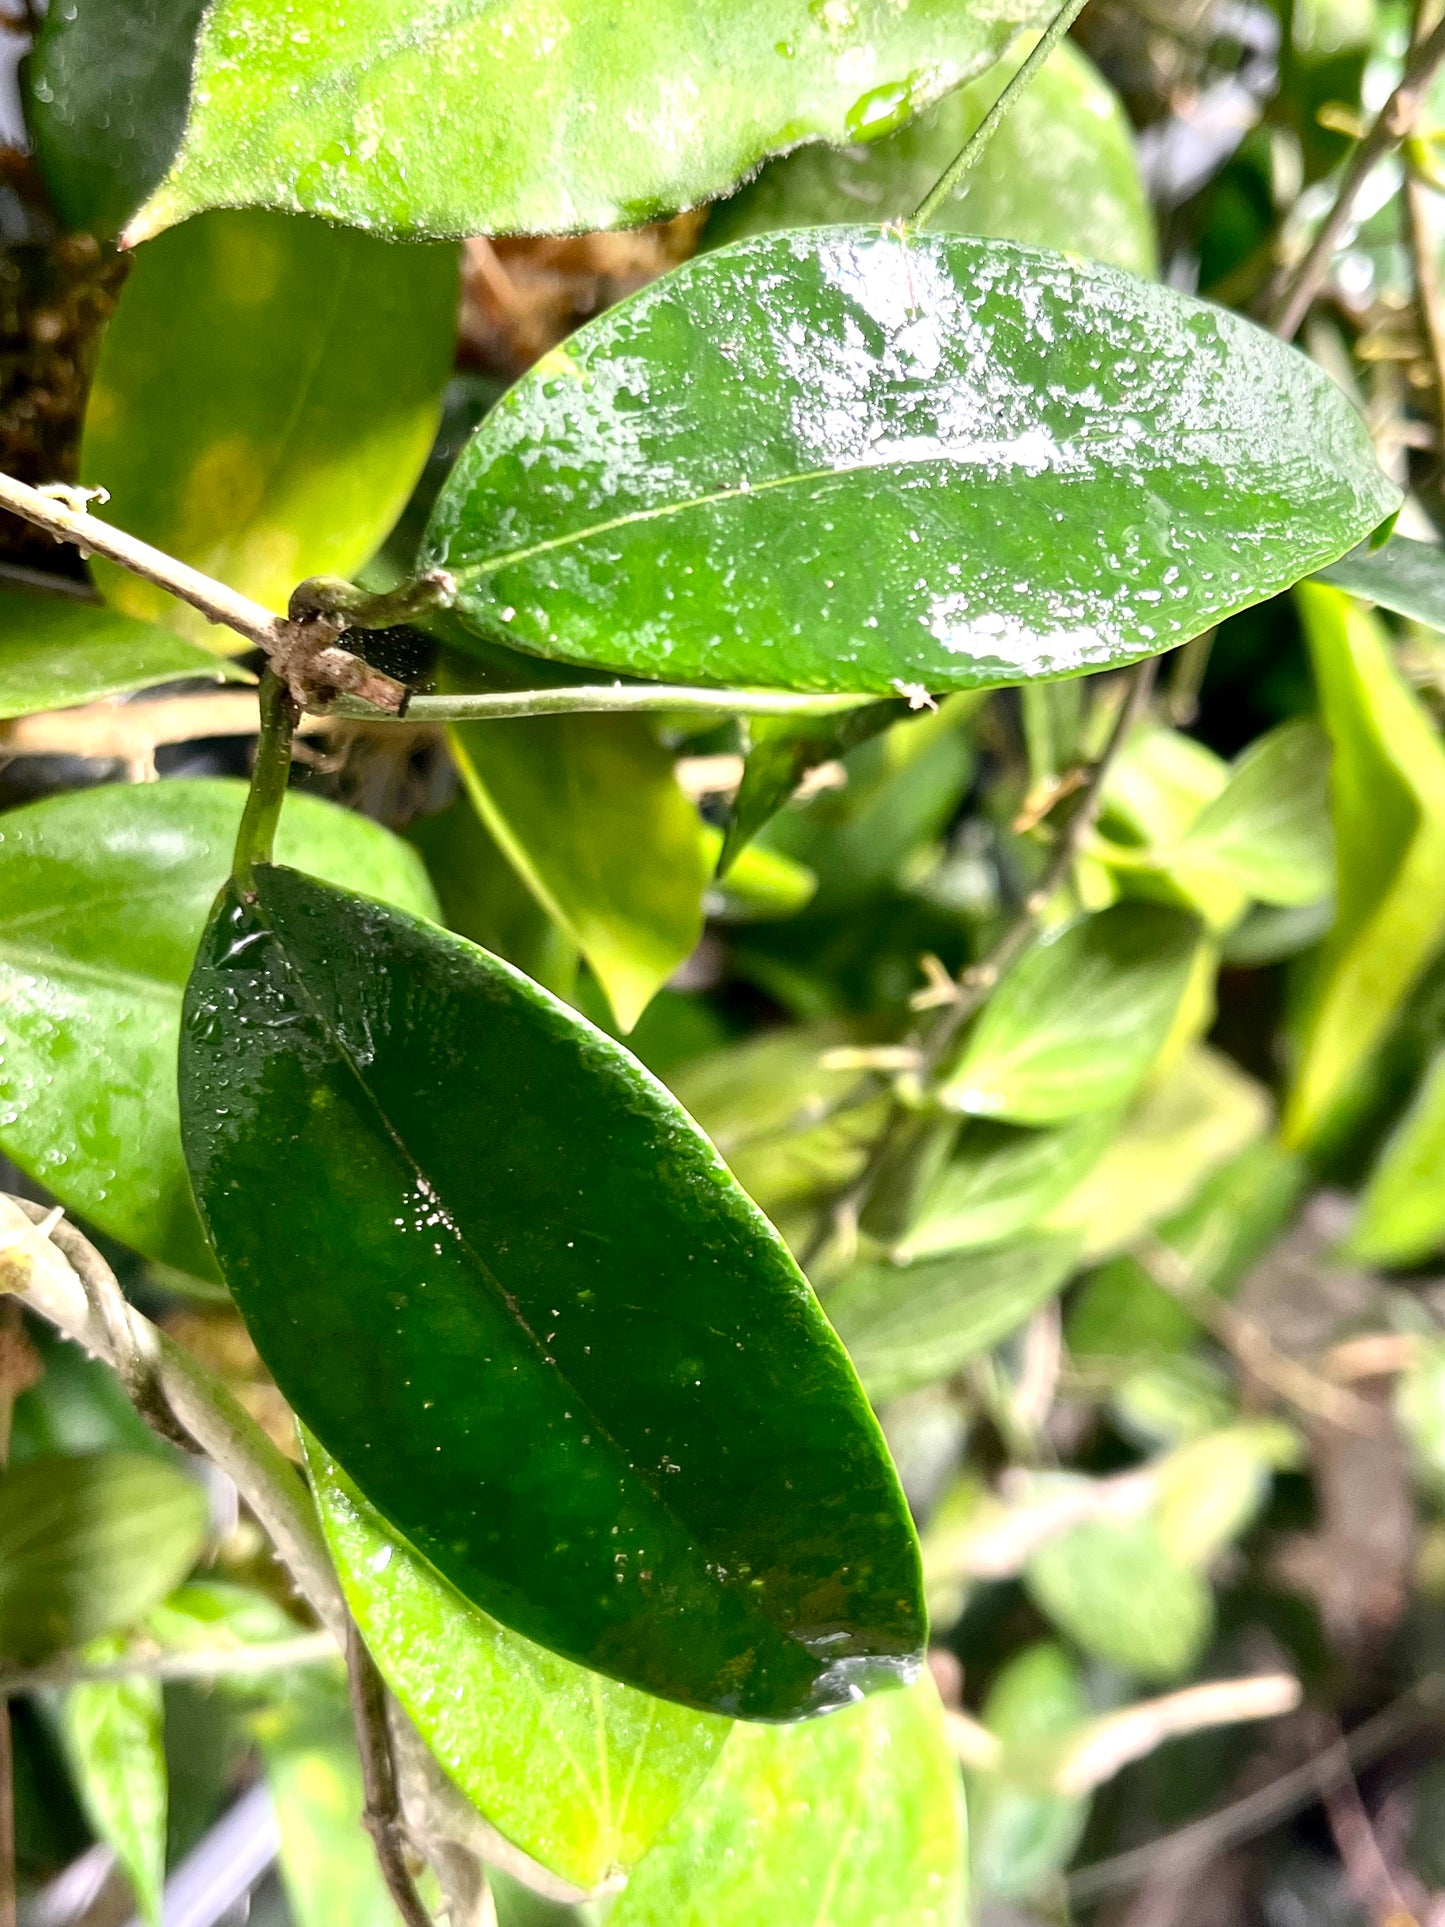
<box><xmin>347</xmin><ymin>1625</ymin><xmax>435</xmax><ymax>1927</ymax></box>
<box><xmin>233</xmin><ymin>671</ymin><xmax>299</xmax><ymax>896</ymax></box>
<box><xmin>1267</xmin><ymin>10</ymin><xmax>1445</xmax><ymax>339</ymax></box>
<box><xmin>910</xmin><ymin>0</ymin><xmax>1092</xmax><ymax>229</ymax></box>
<box><xmin>0</xmin><ymin>1634</ymin><xmax>339</xmax><ymax>1699</ymax></box>
<box><xmin>0</xmin><ymin>471</ymin><xmax>285</xmax><ymax>651</ymax></box>
<box><xmin>332</xmin><ymin>685</ymin><xmax>876</xmax><ymax>724</ymax></box>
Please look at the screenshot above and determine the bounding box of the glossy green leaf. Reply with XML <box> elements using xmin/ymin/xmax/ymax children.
<box><xmin>0</xmin><ymin>779</ymin><xmax>437</xmax><ymax>1275</ymax></box>
<box><xmin>608</xmin><ymin>1679</ymin><xmax>964</xmax><ymax>1927</ymax></box>
<box><xmin>721</xmin><ymin>702</ymin><xmax>898</xmax><ymax>876</ymax></box>
<box><xmin>0</xmin><ymin>588</ymin><xmax>246</xmax><ymax>721</ymax></box>
<box><xmin>1316</xmin><ymin>533</ymin><xmax>1445</xmax><ymax>629</ymax></box>
<box><xmin>1024</xmin><ymin>1517</ymin><xmax>1213</xmax><ymax>1682</ymax></box>
<box><xmin>1044</xmin><ymin>1045</ymin><xmax>1271</xmax><ymax>1261</ymax></box>
<box><xmin>57</xmin><ymin>1638</ymin><xmax>167</xmax><ymax>1926</ymax></box>
<box><xmin>895</xmin><ymin>1112</ymin><xmax>1118</xmax><ymax>1262</ymax></box>
<box><xmin>422</xmin><ymin>230</ymin><xmax>1396</xmax><ymax>696</ymax></box>
<box><xmin>180</xmin><ymin>866</ymin><xmax>923</xmax><ymax>1720</ymax></box>
<box><xmin>1287</xmin><ymin>584</ymin><xmax>1445</xmax><ymax>1145</ymax></box>
<box><xmin>0</xmin><ymin>1452</ymin><xmax>208</xmax><ymax>1661</ymax></box>
<box><xmin>825</xmin><ymin>1235</ymin><xmax>1080</xmax><ymax>1403</ymax></box>
<box><xmin>448</xmin><ymin>709</ymin><xmax>709</xmax><ymax>1034</ymax></box>
<box><xmin>307</xmin><ymin>1440</ymin><xmax>728</xmax><ymax>1888</ymax></box>
<box><xmin>1171</xmin><ymin>720</ymin><xmax>1335</xmax><ymax>907</ymax></box>
<box><xmin>708</xmin><ymin>37</ymin><xmax>1156</xmax><ymax>278</ymax></box>
<box><xmin>81</xmin><ymin>210</ymin><xmax>456</xmax><ymax>648</ymax></box>
<box><xmin>1348</xmin><ymin>1045</ymin><xmax>1445</xmax><ymax>1265</ymax></box>
<box><xmin>26</xmin><ymin>0</ymin><xmax>209</xmax><ymax>237</ymax></box>
<box><xmin>260</xmin><ymin>1724</ymin><xmax>400</xmax><ymax>1927</ymax></box>
<box><xmin>120</xmin><ymin>1</ymin><xmax>1049</xmax><ymax>243</ymax></box>
<box><xmin>968</xmin><ymin>1643</ymin><xmax>1088</xmax><ymax>1901</ymax></box>
<box><xmin>937</xmin><ymin>905</ymin><xmax>1202</xmax><ymax>1124</ymax></box>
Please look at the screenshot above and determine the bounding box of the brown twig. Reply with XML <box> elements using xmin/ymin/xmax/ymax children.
<box><xmin>1268</xmin><ymin>11</ymin><xmax>1445</xmax><ymax>339</ymax></box>
<box><xmin>1067</xmin><ymin>1675</ymin><xmax>1445</xmax><ymax>1902</ymax></box>
<box><xmin>345</xmin><ymin>1623</ymin><xmax>434</xmax><ymax>1927</ymax></box>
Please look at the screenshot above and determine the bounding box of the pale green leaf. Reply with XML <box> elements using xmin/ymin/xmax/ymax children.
<box><xmin>306</xmin><ymin>1441</ymin><xmax>728</xmax><ymax>1891</ymax></box>
<box><xmin>608</xmin><ymin>1680</ymin><xmax>965</xmax><ymax>1927</ymax></box>
<box><xmin>1172</xmin><ymin>720</ymin><xmax>1335</xmax><ymax>907</ymax></box>
<box><xmin>0</xmin><ymin>587</ymin><xmax>246</xmax><ymax>720</ymax></box>
<box><xmin>1348</xmin><ymin>1045</ymin><xmax>1445</xmax><ymax>1266</ymax></box>
<box><xmin>895</xmin><ymin>1111</ymin><xmax>1119</xmax><ymax>1262</ymax></box>
<box><xmin>261</xmin><ymin>1724</ymin><xmax>400</xmax><ymax>1927</ymax></box>
<box><xmin>968</xmin><ymin>1643</ymin><xmax>1088</xmax><ymax>1901</ymax></box>
<box><xmin>1025</xmin><ymin>1517</ymin><xmax>1213</xmax><ymax>1681</ymax></box>
<box><xmin>57</xmin><ymin>1637</ymin><xmax>167</xmax><ymax>1926</ymax></box>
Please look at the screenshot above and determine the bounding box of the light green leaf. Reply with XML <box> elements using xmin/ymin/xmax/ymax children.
<box><xmin>1101</xmin><ymin>724</ymin><xmax>1230</xmax><ymax>851</ymax></box>
<box><xmin>307</xmin><ymin>1440</ymin><xmax>728</xmax><ymax>1890</ymax></box>
<box><xmin>1044</xmin><ymin>1045</ymin><xmax>1272</xmax><ymax>1261</ymax></box>
<box><xmin>608</xmin><ymin>1680</ymin><xmax>965</xmax><ymax>1927</ymax></box>
<box><xmin>1110</xmin><ymin>1356</ymin><xmax>1239</xmax><ymax>1447</ymax></box>
<box><xmin>1024</xmin><ymin>1517</ymin><xmax>1213</xmax><ymax>1681</ymax></box>
<box><xmin>1151</xmin><ymin>1423</ymin><xmax>1299</xmax><ymax>1569</ymax></box>
<box><xmin>1172</xmin><ymin>720</ymin><xmax>1335</xmax><ymax>907</ymax></box>
<box><xmin>118</xmin><ymin>0</ymin><xmax>1049</xmax><ymax>243</ymax></box>
<box><xmin>57</xmin><ymin>1637</ymin><xmax>167</xmax><ymax>1926</ymax></box>
<box><xmin>708</xmin><ymin>36</ymin><xmax>1155</xmax><ymax>278</ymax></box>
<box><xmin>0</xmin><ymin>1452</ymin><xmax>208</xmax><ymax>1661</ymax></box>
<box><xmin>261</xmin><ymin>1723</ymin><xmax>400</xmax><ymax>1927</ymax></box>
<box><xmin>701</xmin><ymin>831</ymin><xmax>817</xmax><ymax>924</ymax></box>
<box><xmin>895</xmin><ymin>1112</ymin><xmax>1119</xmax><ymax>1262</ymax></box>
<box><xmin>825</xmin><ymin>1236</ymin><xmax>1081</xmax><ymax>1403</ymax></box>
<box><xmin>423</xmin><ymin>231</ymin><xmax>1396</xmax><ymax>695</ymax></box>
<box><xmin>448</xmin><ymin>711</ymin><xmax>709</xmax><ymax>1034</ymax></box>
<box><xmin>938</xmin><ymin>905</ymin><xmax>1202</xmax><ymax>1124</ymax></box>
<box><xmin>0</xmin><ymin>588</ymin><xmax>247</xmax><ymax>720</ymax></box>
<box><xmin>0</xmin><ymin>779</ymin><xmax>438</xmax><ymax>1274</ymax></box>
<box><xmin>1396</xmin><ymin>1338</ymin><xmax>1445</xmax><ymax>1495</ymax></box>
<box><xmin>81</xmin><ymin>210</ymin><xmax>456</xmax><ymax>648</ymax></box>
<box><xmin>1287</xmin><ymin>583</ymin><xmax>1445</xmax><ymax>1146</ymax></box>
<box><xmin>1315</xmin><ymin>534</ymin><xmax>1445</xmax><ymax>628</ymax></box>
<box><xmin>968</xmin><ymin>1643</ymin><xmax>1088</xmax><ymax>1901</ymax></box>
<box><xmin>1348</xmin><ymin>1045</ymin><xmax>1445</xmax><ymax>1266</ymax></box>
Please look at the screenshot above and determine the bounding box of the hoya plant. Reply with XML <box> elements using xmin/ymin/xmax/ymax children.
<box><xmin>5</xmin><ymin>0</ymin><xmax>1445</xmax><ymax>1922</ymax></box>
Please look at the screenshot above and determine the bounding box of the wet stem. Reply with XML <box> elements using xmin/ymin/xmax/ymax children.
<box><xmin>232</xmin><ymin>669</ymin><xmax>300</xmax><ymax>896</ymax></box>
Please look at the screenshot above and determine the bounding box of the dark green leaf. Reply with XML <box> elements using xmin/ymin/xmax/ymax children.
<box><xmin>447</xmin><ymin>710</ymin><xmax>709</xmax><ymax>1034</ymax></box>
<box><xmin>180</xmin><ymin>867</ymin><xmax>924</xmax><ymax>1719</ymax></box>
<box><xmin>720</xmin><ymin>702</ymin><xmax>899</xmax><ymax>875</ymax></box>
<box><xmin>57</xmin><ymin>1639</ymin><xmax>167</xmax><ymax>1926</ymax></box>
<box><xmin>0</xmin><ymin>589</ymin><xmax>246</xmax><ymax>721</ymax></box>
<box><xmin>422</xmin><ymin>231</ymin><xmax>1397</xmax><ymax>695</ymax></box>
<box><xmin>607</xmin><ymin>1681</ymin><xmax>964</xmax><ymax>1927</ymax></box>
<box><xmin>81</xmin><ymin>211</ymin><xmax>456</xmax><ymax>647</ymax></box>
<box><xmin>708</xmin><ymin>38</ymin><xmax>1156</xmax><ymax>278</ymax></box>
<box><xmin>937</xmin><ymin>905</ymin><xmax>1203</xmax><ymax>1124</ymax></box>
<box><xmin>825</xmin><ymin>1235</ymin><xmax>1080</xmax><ymax>1402</ymax></box>
<box><xmin>0</xmin><ymin>779</ymin><xmax>437</xmax><ymax>1275</ymax></box>
<box><xmin>1024</xmin><ymin>1517</ymin><xmax>1213</xmax><ymax>1681</ymax></box>
<box><xmin>307</xmin><ymin>1441</ymin><xmax>728</xmax><ymax>1887</ymax></box>
<box><xmin>0</xmin><ymin>1452</ymin><xmax>208</xmax><ymax>1661</ymax></box>
<box><xmin>1287</xmin><ymin>584</ymin><xmax>1445</xmax><ymax>1145</ymax></box>
<box><xmin>895</xmin><ymin>1112</ymin><xmax>1118</xmax><ymax>1262</ymax></box>
<box><xmin>1315</xmin><ymin>533</ymin><xmax>1445</xmax><ymax>629</ymax></box>
<box><xmin>119</xmin><ymin>1</ymin><xmax>1049</xmax><ymax>243</ymax></box>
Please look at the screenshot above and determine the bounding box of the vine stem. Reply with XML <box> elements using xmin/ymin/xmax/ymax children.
<box><xmin>1267</xmin><ymin>8</ymin><xmax>1445</xmax><ymax>339</ymax></box>
<box><xmin>347</xmin><ymin>1626</ymin><xmax>435</xmax><ymax>1927</ymax></box>
<box><xmin>910</xmin><ymin>0</ymin><xmax>1093</xmax><ymax>229</ymax></box>
<box><xmin>334</xmin><ymin>685</ymin><xmax>875</xmax><ymax>723</ymax></box>
<box><xmin>233</xmin><ymin>670</ymin><xmax>299</xmax><ymax>894</ymax></box>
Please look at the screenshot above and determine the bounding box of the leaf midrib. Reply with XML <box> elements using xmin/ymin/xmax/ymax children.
<box><xmin>251</xmin><ymin>879</ymin><xmax>777</xmax><ymax>1646</ymax></box>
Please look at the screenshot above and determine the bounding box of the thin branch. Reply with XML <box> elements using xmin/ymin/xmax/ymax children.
<box><xmin>346</xmin><ymin>1623</ymin><xmax>434</xmax><ymax>1927</ymax></box>
<box><xmin>910</xmin><ymin>0</ymin><xmax>1093</xmax><ymax>228</ymax></box>
<box><xmin>1267</xmin><ymin>10</ymin><xmax>1445</xmax><ymax>338</ymax></box>
<box><xmin>332</xmin><ymin>685</ymin><xmax>878</xmax><ymax>724</ymax></box>
<box><xmin>1405</xmin><ymin>173</ymin><xmax>1445</xmax><ymax>461</ymax></box>
<box><xmin>0</xmin><ymin>1633</ymin><xmax>338</xmax><ymax>1699</ymax></box>
<box><xmin>1053</xmin><ymin>1676</ymin><xmax>1303</xmax><ymax>1798</ymax></box>
<box><xmin>0</xmin><ymin>472</ymin><xmax>407</xmax><ymax>714</ymax></box>
<box><xmin>1066</xmin><ymin>1674</ymin><xmax>1445</xmax><ymax>1902</ymax></box>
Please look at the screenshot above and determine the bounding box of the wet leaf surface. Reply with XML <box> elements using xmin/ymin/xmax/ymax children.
<box><xmin>424</xmin><ymin>230</ymin><xmax>1397</xmax><ymax>695</ymax></box>
<box><xmin>119</xmin><ymin>0</ymin><xmax>1049</xmax><ymax>242</ymax></box>
<box><xmin>180</xmin><ymin>866</ymin><xmax>924</xmax><ymax>1720</ymax></box>
<box><xmin>0</xmin><ymin>780</ymin><xmax>436</xmax><ymax>1274</ymax></box>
